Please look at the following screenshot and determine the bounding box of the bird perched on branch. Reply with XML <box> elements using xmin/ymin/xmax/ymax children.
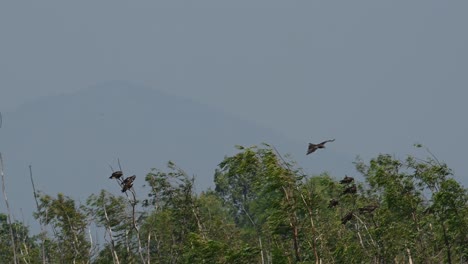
<box><xmin>109</xmin><ymin>171</ymin><xmax>123</xmax><ymax>179</ymax></box>
<box><xmin>341</xmin><ymin>211</ymin><xmax>353</xmax><ymax>224</ymax></box>
<box><xmin>340</xmin><ymin>175</ymin><xmax>354</xmax><ymax>184</ymax></box>
<box><xmin>328</xmin><ymin>199</ymin><xmax>339</xmax><ymax>208</ymax></box>
<box><xmin>121</xmin><ymin>183</ymin><xmax>133</xmax><ymax>193</ymax></box>
<box><xmin>342</xmin><ymin>185</ymin><xmax>357</xmax><ymax>195</ymax></box>
<box><xmin>358</xmin><ymin>204</ymin><xmax>379</xmax><ymax>214</ymax></box>
<box><xmin>122</xmin><ymin>175</ymin><xmax>136</xmax><ymax>185</ymax></box>
<box><xmin>306</xmin><ymin>139</ymin><xmax>335</xmax><ymax>155</ymax></box>
<box><xmin>121</xmin><ymin>175</ymin><xmax>136</xmax><ymax>192</ymax></box>
<box><xmin>122</xmin><ymin>184</ymin><xmax>133</xmax><ymax>192</ymax></box>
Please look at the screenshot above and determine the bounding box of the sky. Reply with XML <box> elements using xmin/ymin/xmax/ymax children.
<box><xmin>1</xmin><ymin>1</ymin><xmax>468</xmax><ymax>184</ymax></box>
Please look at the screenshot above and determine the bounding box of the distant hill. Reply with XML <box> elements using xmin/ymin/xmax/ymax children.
<box><xmin>0</xmin><ymin>81</ymin><xmax>354</xmax><ymax>228</ymax></box>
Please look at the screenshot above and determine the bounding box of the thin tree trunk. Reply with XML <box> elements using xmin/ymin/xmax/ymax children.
<box><xmin>282</xmin><ymin>186</ymin><xmax>301</xmax><ymax>262</ymax></box>
<box><xmin>0</xmin><ymin>153</ymin><xmax>18</xmax><ymax>264</ymax></box>
<box><xmin>88</xmin><ymin>228</ymin><xmax>93</xmax><ymax>264</ymax></box>
<box><xmin>103</xmin><ymin>203</ymin><xmax>120</xmax><ymax>264</ymax></box>
<box><xmin>272</xmin><ymin>146</ymin><xmax>319</xmax><ymax>263</ymax></box>
<box><xmin>298</xmin><ymin>189</ymin><xmax>319</xmax><ymax>263</ymax></box>
<box><xmin>406</xmin><ymin>248</ymin><xmax>413</xmax><ymax>264</ymax></box>
<box><xmin>129</xmin><ymin>189</ymin><xmax>146</xmax><ymax>264</ymax></box>
<box><xmin>441</xmin><ymin>222</ymin><xmax>452</xmax><ymax>264</ymax></box>
<box><xmin>191</xmin><ymin>202</ymin><xmax>206</xmax><ymax>240</ymax></box>
<box><xmin>242</xmin><ymin>206</ymin><xmax>265</xmax><ymax>264</ymax></box>
<box><xmin>147</xmin><ymin>232</ymin><xmax>151</xmax><ymax>264</ymax></box>
<box><xmin>29</xmin><ymin>165</ymin><xmax>47</xmax><ymax>264</ymax></box>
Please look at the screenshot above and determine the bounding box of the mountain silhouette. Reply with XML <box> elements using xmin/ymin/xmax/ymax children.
<box><xmin>0</xmin><ymin>81</ymin><xmax>353</xmax><ymax>229</ymax></box>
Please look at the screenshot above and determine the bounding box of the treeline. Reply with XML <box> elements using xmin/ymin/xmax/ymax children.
<box><xmin>0</xmin><ymin>144</ymin><xmax>467</xmax><ymax>263</ymax></box>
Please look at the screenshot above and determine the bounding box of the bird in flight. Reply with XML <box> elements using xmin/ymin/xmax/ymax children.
<box><xmin>109</xmin><ymin>171</ymin><xmax>124</xmax><ymax>179</ymax></box>
<box><xmin>306</xmin><ymin>139</ymin><xmax>335</xmax><ymax>155</ymax></box>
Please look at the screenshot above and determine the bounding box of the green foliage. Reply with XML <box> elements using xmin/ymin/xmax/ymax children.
<box><xmin>2</xmin><ymin>143</ymin><xmax>467</xmax><ymax>263</ymax></box>
<box><xmin>0</xmin><ymin>213</ymin><xmax>41</xmax><ymax>263</ymax></box>
<box><xmin>35</xmin><ymin>192</ymin><xmax>91</xmax><ymax>263</ymax></box>
<box><xmin>141</xmin><ymin>162</ymin><xmax>205</xmax><ymax>262</ymax></box>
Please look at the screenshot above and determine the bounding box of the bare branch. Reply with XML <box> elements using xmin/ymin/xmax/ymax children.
<box><xmin>272</xmin><ymin>145</ymin><xmax>319</xmax><ymax>261</ymax></box>
<box><xmin>241</xmin><ymin>205</ymin><xmax>265</xmax><ymax>264</ymax></box>
<box><xmin>29</xmin><ymin>165</ymin><xmax>47</xmax><ymax>264</ymax></box>
<box><xmin>1</xmin><ymin>153</ymin><xmax>18</xmax><ymax>264</ymax></box>
<box><xmin>117</xmin><ymin>158</ymin><xmax>122</xmax><ymax>172</ymax></box>
<box><xmin>424</xmin><ymin>146</ymin><xmax>442</xmax><ymax>167</ymax></box>
<box><xmin>128</xmin><ymin>188</ymin><xmax>146</xmax><ymax>264</ymax></box>
<box><xmin>103</xmin><ymin>202</ymin><xmax>120</xmax><ymax>264</ymax></box>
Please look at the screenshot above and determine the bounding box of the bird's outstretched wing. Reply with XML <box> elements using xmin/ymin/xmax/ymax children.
<box><xmin>307</xmin><ymin>139</ymin><xmax>335</xmax><ymax>155</ymax></box>
<box><xmin>306</xmin><ymin>143</ymin><xmax>318</xmax><ymax>155</ymax></box>
<box><xmin>319</xmin><ymin>139</ymin><xmax>335</xmax><ymax>145</ymax></box>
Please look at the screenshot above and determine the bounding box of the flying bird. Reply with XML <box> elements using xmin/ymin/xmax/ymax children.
<box><xmin>306</xmin><ymin>139</ymin><xmax>335</xmax><ymax>155</ymax></box>
<box><xmin>109</xmin><ymin>171</ymin><xmax>123</xmax><ymax>179</ymax></box>
<box><xmin>328</xmin><ymin>199</ymin><xmax>339</xmax><ymax>208</ymax></box>
<box><xmin>340</xmin><ymin>175</ymin><xmax>354</xmax><ymax>184</ymax></box>
<box><xmin>342</xmin><ymin>185</ymin><xmax>357</xmax><ymax>195</ymax></box>
<box><xmin>341</xmin><ymin>211</ymin><xmax>354</xmax><ymax>224</ymax></box>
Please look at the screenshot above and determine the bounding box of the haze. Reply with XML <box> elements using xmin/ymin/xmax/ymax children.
<box><xmin>1</xmin><ymin>1</ymin><xmax>467</xmax><ymax>190</ymax></box>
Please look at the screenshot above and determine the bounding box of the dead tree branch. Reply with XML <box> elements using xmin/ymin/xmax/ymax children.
<box><xmin>1</xmin><ymin>153</ymin><xmax>19</xmax><ymax>264</ymax></box>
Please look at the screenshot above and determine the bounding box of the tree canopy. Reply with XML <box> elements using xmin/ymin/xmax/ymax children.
<box><xmin>0</xmin><ymin>144</ymin><xmax>466</xmax><ymax>263</ymax></box>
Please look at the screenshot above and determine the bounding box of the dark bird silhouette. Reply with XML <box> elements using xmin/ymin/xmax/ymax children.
<box><xmin>341</xmin><ymin>211</ymin><xmax>353</xmax><ymax>224</ymax></box>
<box><xmin>122</xmin><ymin>182</ymin><xmax>134</xmax><ymax>192</ymax></box>
<box><xmin>328</xmin><ymin>199</ymin><xmax>339</xmax><ymax>208</ymax></box>
<box><xmin>342</xmin><ymin>185</ymin><xmax>357</xmax><ymax>195</ymax></box>
<box><xmin>122</xmin><ymin>175</ymin><xmax>136</xmax><ymax>185</ymax></box>
<box><xmin>306</xmin><ymin>139</ymin><xmax>335</xmax><ymax>155</ymax></box>
<box><xmin>340</xmin><ymin>175</ymin><xmax>354</xmax><ymax>184</ymax></box>
<box><xmin>358</xmin><ymin>204</ymin><xmax>379</xmax><ymax>214</ymax></box>
<box><xmin>109</xmin><ymin>171</ymin><xmax>123</xmax><ymax>179</ymax></box>
<box><xmin>121</xmin><ymin>175</ymin><xmax>136</xmax><ymax>192</ymax></box>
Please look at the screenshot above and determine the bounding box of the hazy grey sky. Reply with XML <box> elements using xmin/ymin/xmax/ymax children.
<box><xmin>1</xmin><ymin>1</ymin><xmax>467</xmax><ymax>181</ymax></box>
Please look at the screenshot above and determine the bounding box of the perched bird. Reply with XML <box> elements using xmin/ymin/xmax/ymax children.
<box><xmin>306</xmin><ymin>139</ymin><xmax>335</xmax><ymax>155</ymax></box>
<box><xmin>342</xmin><ymin>185</ymin><xmax>357</xmax><ymax>195</ymax></box>
<box><xmin>341</xmin><ymin>211</ymin><xmax>353</xmax><ymax>224</ymax></box>
<box><xmin>328</xmin><ymin>199</ymin><xmax>339</xmax><ymax>208</ymax></box>
<box><xmin>340</xmin><ymin>175</ymin><xmax>354</xmax><ymax>184</ymax></box>
<box><xmin>358</xmin><ymin>204</ymin><xmax>379</xmax><ymax>214</ymax></box>
<box><xmin>122</xmin><ymin>175</ymin><xmax>136</xmax><ymax>185</ymax></box>
<box><xmin>121</xmin><ymin>175</ymin><xmax>136</xmax><ymax>192</ymax></box>
<box><xmin>122</xmin><ymin>182</ymin><xmax>134</xmax><ymax>192</ymax></box>
<box><xmin>109</xmin><ymin>171</ymin><xmax>123</xmax><ymax>179</ymax></box>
